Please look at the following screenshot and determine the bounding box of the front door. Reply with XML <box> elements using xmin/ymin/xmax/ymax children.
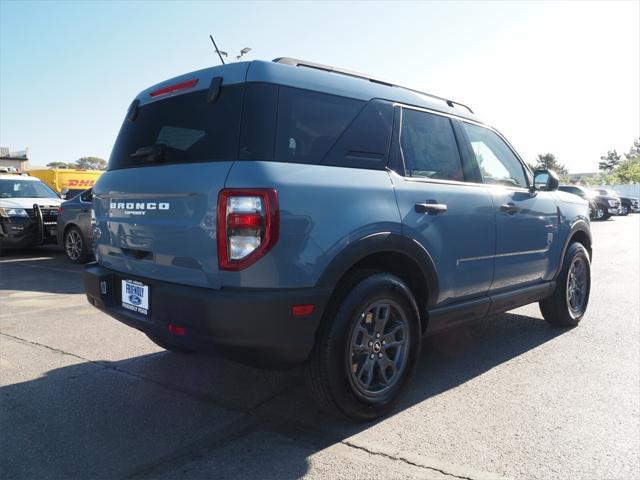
<box><xmin>459</xmin><ymin>121</ymin><xmax>558</xmax><ymax>290</ymax></box>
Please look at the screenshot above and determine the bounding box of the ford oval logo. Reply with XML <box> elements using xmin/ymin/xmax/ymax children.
<box><xmin>128</xmin><ymin>294</ymin><xmax>142</xmax><ymax>305</ymax></box>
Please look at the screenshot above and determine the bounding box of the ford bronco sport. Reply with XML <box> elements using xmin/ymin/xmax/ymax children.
<box><xmin>84</xmin><ymin>58</ymin><xmax>593</xmax><ymax>420</ymax></box>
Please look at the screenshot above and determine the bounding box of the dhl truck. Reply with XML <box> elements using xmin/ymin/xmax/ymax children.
<box><xmin>28</xmin><ymin>169</ymin><xmax>104</xmax><ymax>199</ymax></box>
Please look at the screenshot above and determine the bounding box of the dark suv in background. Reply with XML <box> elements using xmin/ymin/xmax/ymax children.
<box><xmin>559</xmin><ymin>185</ymin><xmax>620</xmax><ymax>220</ymax></box>
<box><xmin>618</xmin><ymin>195</ymin><xmax>639</xmax><ymax>215</ymax></box>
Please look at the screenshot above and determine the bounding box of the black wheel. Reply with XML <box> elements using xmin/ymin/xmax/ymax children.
<box><xmin>540</xmin><ymin>242</ymin><xmax>590</xmax><ymax>327</ymax></box>
<box><xmin>304</xmin><ymin>272</ymin><xmax>421</xmax><ymax>421</ymax></box>
<box><xmin>620</xmin><ymin>205</ymin><xmax>630</xmax><ymax>216</ymax></box>
<box><xmin>146</xmin><ymin>333</ymin><xmax>195</xmax><ymax>353</ymax></box>
<box><xmin>64</xmin><ymin>226</ymin><xmax>90</xmax><ymax>263</ymax></box>
<box><xmin>594</xmin><ymin>206</ymin><xmax>606</xmax><ymax>221</ymax></box>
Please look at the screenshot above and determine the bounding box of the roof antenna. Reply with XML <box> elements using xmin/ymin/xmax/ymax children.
<box><xmin>209</xmin><ymin>34</ymin><xmax>226</xmax><ymax>65</ymax></box>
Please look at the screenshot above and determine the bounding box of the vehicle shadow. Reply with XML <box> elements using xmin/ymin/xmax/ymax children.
<box><xmin>0</xmin><ymin>311</ymin><xmax>566</xmax><ymax>479</ymax></box>
<box><xmin>0</xmin><ymin>246</ymin><xmax>86</xmax><ymax>295</ymax></box>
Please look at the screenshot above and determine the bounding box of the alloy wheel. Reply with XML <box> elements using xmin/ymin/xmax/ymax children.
<box><xmin>347</xmin><ymin>299</ymin><xmax>410</xmax><ymax>399</ymax></box>
<box><xmin>566</xmin><ymin>257</ymin><xmax>588</xmax><ymax>318</ymax></box>
<box><xmin>65</xmin><ymin>230</ymin><xmax>83</xmax><ymax>261</ymax></box>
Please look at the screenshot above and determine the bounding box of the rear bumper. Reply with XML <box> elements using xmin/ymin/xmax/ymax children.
<box><xmin>83</xmin><ymin>263</ymin><xmax>331</xmax><ymax>369</ymax></box>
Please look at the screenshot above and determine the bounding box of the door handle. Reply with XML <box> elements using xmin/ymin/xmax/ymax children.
<box><xmin>500</xmin><ymin>204</ymin><xmax>520</xmax><ymax>215</ymax></box>
<box><xmin>415</xmin><ymin>203</ymin><xmax>447</xmax><ymax>214</ymax></box>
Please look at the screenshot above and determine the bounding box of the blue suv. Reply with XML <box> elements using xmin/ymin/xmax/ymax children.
<box><xmin>84</xmin><ymin>58</ymin><xmax>592</xmax><ymax>420</ymax></box>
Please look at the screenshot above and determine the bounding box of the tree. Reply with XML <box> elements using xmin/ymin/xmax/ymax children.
<box><xmin>75</xmin><ymin>157</ymin><xmax>107</xmax><ymax>170</ymax></box>
<box><xmin>532</xmin><ymin>153</ymin><xmax>567</xmax><ymax>174</ymax></box>
<box><xmin>598</xmin><ymin>150</ymin><xmax>621</xmax><ymax>172</ymax></box>
<box><xmin>624</xmin><ymin>138</ymin><xmax>640</xmax><ymax>162</ymax></box>
<box><xmin>46</xmin><ymin>161</ymin><xmax>72</xmax><ymax>169</ymax></box>
<box><xmin>613</xmin><ymin>159</ymin><xmax>640</xmax><ymax>183</ymax></box>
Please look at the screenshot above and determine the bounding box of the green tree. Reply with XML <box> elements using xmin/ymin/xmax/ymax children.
<box><xmin>613</xmin><ymin>159</ymin><xmax>640</xmax><ymax>183</ymax></box>
<box><xmin>75</xmin><ymin>157</ymin><xmax>107</xmax><ymax>170</ymax></box>
<box><xmin>532</xmin><ymin>153</ymin><xmax>567</xmax><ymax>174</ymax></box>
<box><xmin>624</xmin><ymin>138</ymin><xmax>640</xmax><ymax>162</ymax></box>
<box><xmin>598</xmin><ymin>150</ymin><xmax>621</xmax><ymax>172</ymax></box>
<box><xmin>46</xmin><ymin>161</ymin><xmax>67</xmax><ymax>168</ymax></box>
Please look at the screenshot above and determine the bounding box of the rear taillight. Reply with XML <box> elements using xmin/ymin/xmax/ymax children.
<box><xmin>217</xmin><ymin>189</ymin><xmax>279</xmax><ymax>271</ymax></box>
<box><xmin>57</xmin><ymin>206</ymin><xmax>63</xmax><ymax>214</ymax></box>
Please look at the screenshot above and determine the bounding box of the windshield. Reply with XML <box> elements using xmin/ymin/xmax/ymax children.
<box><xmin>0</xmin><ymin>179</ymin><xmax>59</xmax><ymax>199</ymax></box>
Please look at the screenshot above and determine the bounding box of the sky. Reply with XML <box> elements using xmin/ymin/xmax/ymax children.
<box><xmin>1</xmin><ymin>0</ymin><xmax>638</xmax><ymax>173</ymax></box>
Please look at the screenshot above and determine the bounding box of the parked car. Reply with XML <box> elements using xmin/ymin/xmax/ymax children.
<box><xmin>0</xmin><ymin>173</ymin><xmax>61</xmax><ymax>254</ymax></box>
<box><xmin>558</xmin><ymin>185</ymin><xmax>599</xmax><ymax>220</ymax></box>
<box><xmin>594</xmin><ymin>189</ymin><xmax>624</xmax><ymax>217</ymax></box>
<box><xmin>619</xmin><ymin>196</ymin><xmax>639</xmax><ymax>214</ymax></box>
<box><xmin>57</xmin><ymin>188</ymin><xmax>94</xmax><ymax>263</ymax></box>
<box><xmin>84</xmin><ymin>58</ymin><xmax>592</xmax><ymax>421</ymax></box>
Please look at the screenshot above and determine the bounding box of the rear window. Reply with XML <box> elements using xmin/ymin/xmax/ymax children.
<box><xmin>108</xmin><ymin>85</ymin><xmax>243</xmax><ymax>170</ymax></box>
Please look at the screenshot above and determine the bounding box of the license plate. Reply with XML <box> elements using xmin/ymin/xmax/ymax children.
<box><xmin>121</xmin><ymin>279</ymin><xmax>149</xmax><ymax>315</ymax></box>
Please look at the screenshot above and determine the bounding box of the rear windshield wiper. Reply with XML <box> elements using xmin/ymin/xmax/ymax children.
<box><xmin>129</xmin><ymin>144</ymin><xmax>166</xmax><ymax>162</ymax></box>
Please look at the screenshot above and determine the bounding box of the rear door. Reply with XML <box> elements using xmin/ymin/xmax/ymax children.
<box><xmin>390</xmin><ymin>107</ymin><xmax>495</xmax><ymax>308</ymax></box>
<box><xmin>459</xmin><ymin>121</ymin><xmax>559</xmax><ymax>290</ymax></box>
<box><xmin>93</xmin><ymin>66</ymin><xmax>246</xmax><ymax>289</ymax></box>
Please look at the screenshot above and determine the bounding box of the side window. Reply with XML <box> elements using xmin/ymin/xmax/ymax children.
<box><xmin>275</xmin><ymin>87</ymin><xmax>364</xmax><ymax>164</ymax></box>
<box><xmin>323</xmin><ymin>100</ymin><xmax>394</xmax><ymax>170</ymax></box>
<box><xmin>462</xmin><ymin>122</ymin><xmax>527</xmax><ymax>188</ymax></box>
<box><xmin>80</xmin><ymin>189</ymin><xmax>93</xmax><ymax>203</ymax></box>
<box><xmin>399</xmin><ymin>108</ymin><xmax>464</xmax><ymax>181</ymax></box>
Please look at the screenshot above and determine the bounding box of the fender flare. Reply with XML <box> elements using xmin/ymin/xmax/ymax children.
<box><xmin>553</xmin><ymin>219</ymin><xmax>592</xmax><ymax>280</ymax></box>
<box><xmin>315</xmin><ymin>232</ymin><xmax>439</xmax><ymax>308</ymax></box>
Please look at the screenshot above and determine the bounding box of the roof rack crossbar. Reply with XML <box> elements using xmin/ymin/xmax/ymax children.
<box><xmin>272</xmin><ymin>57</ymin><xmax>474</xmax><ymax>114</ymax></box>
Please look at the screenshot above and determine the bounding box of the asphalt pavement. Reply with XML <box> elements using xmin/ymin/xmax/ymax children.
<box><xmin>1</xmin><ymin>215</ymin><xmax>638</xmax><ymax>480</ymax></box>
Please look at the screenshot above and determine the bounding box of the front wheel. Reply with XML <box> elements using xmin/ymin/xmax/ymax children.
<box><xmin>540</xmin><ymin>242</ymin><xmax>591</xmax><ymax>327</ymax></box>
<box><xmin>594</xmin><ymin>207</ymin><xmax>606</xmax><ymax>221</ymax></box>
<box><xmin>620</xmin><ymin>205</ymin><xmax>630</xmax><ymax>216</ymax></box>
<box><xmin>304</xmin><ymin>272</ymin><xmax>421</xmax><ymax>421</ymax></box>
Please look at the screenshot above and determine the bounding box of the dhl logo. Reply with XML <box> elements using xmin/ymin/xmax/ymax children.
<box><xmin>67</xmin><ymin>179</ymin><xmax>96</xmax><ymax>187</ymax></box>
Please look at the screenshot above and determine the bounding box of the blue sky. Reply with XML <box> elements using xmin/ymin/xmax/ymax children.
<box><xmin>1</xmin><ymin>0</ymin><xmax>638</xmax><ymax>172</ymax></box>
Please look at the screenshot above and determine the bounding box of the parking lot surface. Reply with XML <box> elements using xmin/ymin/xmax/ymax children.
<box><xmin>1</xmin><ymin>215</ymin><xmax>638</xmax><ymax>480</ymax></box>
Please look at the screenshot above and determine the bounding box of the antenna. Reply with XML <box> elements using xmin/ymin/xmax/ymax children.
<box><xmin>209</xmin><ymin>34</ymin><xmax>226</xmax><ymax>65</ymax></box>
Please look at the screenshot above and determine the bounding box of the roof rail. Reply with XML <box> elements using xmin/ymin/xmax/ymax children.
<box><xmin>272</xmin><ymin>57</ymin><xmax>474</xmax><ymax>114</ymax></box>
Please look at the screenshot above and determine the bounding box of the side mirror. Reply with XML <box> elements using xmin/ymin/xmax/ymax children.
<box><xmin>532</xmin><ymin>169</ymin><xmax>559</xmax><ymax>192</ymax></box>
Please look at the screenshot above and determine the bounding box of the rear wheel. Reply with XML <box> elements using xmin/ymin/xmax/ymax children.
<box><xmin>146</xmin><ymin>333</ymin><xmax>195</xmax><ymax>353</ymax></box>
<box><xmin>540</xmin><ymin>242</ymin><xmax>590</xmax><ymax>327</ymax></box>
<box><xmin>64</xmin><ymin>226</ymin><xmax>90</xmax><ymax>263</ymax></box>
<box><xmin>305</xmin><ymin>272</ymin><xmax>421</xmax><ymax>421</ymax></box>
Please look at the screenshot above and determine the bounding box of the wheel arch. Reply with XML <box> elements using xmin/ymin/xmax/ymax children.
<box><xmin>315</xmin><ymin>232</ymin><xmax>438</xmax><ymax>332</ymax></box>
<box><xmin>554</xmin><ymin>220</ymin><xmax>592</xmax><ymax>280</ymax></box>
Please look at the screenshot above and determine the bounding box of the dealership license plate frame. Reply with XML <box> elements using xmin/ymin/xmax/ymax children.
<box><xmin>121</xmin><ymin>279</ymin><xmax>150</xmax><ymax>315</ymax></box>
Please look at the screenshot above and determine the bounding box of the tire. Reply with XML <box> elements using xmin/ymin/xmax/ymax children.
<box><xmin>594</xmin><ymin>206</ymin><xmax>606</xmax><ymax>221</ymax></box>
<box><xmin>620</xmin><ymin>205</ymin><xmax>630</xmax><ymax>216</ymax></box>
<box><xmin>64</xmin><ymin>226</ymin><xmax>90</xmax><ymax>263</ymax></box>
<box><xmin>540</xmin><ymin>242</ymin><xmax>590</xmax><ymax>327</ymax></box>
<box><xmin>304</xmin><ymin>271</ymin><xmax>421</xmax><ymax>421</ymax></box>
<box><xmin>146</xmin><ymin>333</ymin><xmax>195</xmax><ymax>353</ymax></box>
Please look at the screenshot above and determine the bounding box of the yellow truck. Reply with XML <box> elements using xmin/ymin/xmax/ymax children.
<box><xmin>28</xmin><ymin>169</ymin><xmax>104</xmax><ymax>198</ymax></box>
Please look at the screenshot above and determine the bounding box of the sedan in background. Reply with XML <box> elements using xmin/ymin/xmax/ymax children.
<box><xmin>57</xmin><ymin>188</ymin><xmax>93</xmax><ymax>263</ymax></box>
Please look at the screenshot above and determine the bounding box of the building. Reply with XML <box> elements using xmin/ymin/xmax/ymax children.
<box><xmin>0</xmin><ymin>147</ymin><xmax>30</xmax><ymax>172</ymax></box>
